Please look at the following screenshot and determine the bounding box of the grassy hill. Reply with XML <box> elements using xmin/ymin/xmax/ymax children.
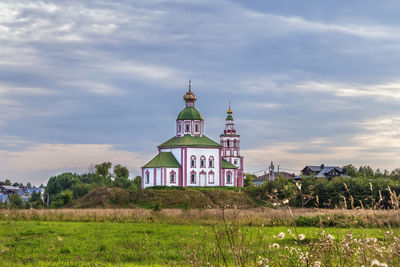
<box><xmin>67</xmin><ymin>186</ymin><xmax>259</xmax><ymax>209</ymax></box>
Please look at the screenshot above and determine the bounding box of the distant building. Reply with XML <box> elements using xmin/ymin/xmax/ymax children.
<box><xmin>252</xmin><ymin>172</ymin><xmax>295</xmax><ymax>186</ymax></box>
<box><xmin>301</xmin><ymin>164</ymin><xmax>346</xmax><ymax>179</ymax></box>
<box><xmin>18</xmin><ymin>187</ymin><xmax>44</xmax><ymax>202</ymax></box>
<box><xmin>0</xmin><ymin>185</ymin><xmax>43</xmax><ymax>203</ymax></box>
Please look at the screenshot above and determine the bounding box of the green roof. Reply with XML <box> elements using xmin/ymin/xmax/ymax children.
<box><xmin>158</xmin><ymin>134</ymin><xmax>221</xmax><ymax>148</ymax></box>
<box><xmin>142</xmin><ymin>152</ymin><xmax>181</xmax><ymax>168</ymax></box>
<box><xmin>177</xmin><ymin>107</ymin><xmax>203</xmax><ymax>120</ymax></box>
<box><xmin>226</xmin><ymin>115</ymin><xmax>233</xmax><ymax>121</ymax></box>
<box><xmin>221</xmin><ymin>159</ymin><xmax>238</xmax><ymax>169</ymax></box>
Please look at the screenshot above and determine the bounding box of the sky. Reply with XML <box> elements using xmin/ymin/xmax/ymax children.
<box><xmin>1</xmin><ymin>0</ymin><xmax>400</xmax><ymax>185</ymax></box>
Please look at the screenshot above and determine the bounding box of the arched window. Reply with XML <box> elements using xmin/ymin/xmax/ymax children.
<box><xmin>209</xmin><ymin>156</ymin><xmax>214</xmax><ymax>168</ymax></box>
<box><xmin>145</xmin><ymin>171</ymin><xmax>150</xmax><ymax>184</ymax></box>
<box><xmin>177</xmin><ymin>124</ymin><xmax>181</xmax><ymax>133</ymax></box>
<box><xmin>190</xmin><ymin>155</ymin><xmax>196</xmax><ymax>168</ymax></box>
<box><xmin>185</xmin><ymin>124</ymin><xmax>190</xmax><ymax>132</ymax></box>
<box><xmin>195</xmin><ymin>124</ymin><xmax>199</xmax><ymax>132</ymax></box>
<box><xmin>190</xmin><ymin>172</ymin><xmax>196</xmax><ymax>184</ymax></box>
<box><xmin>208</xmin><ymin>171</ymin><xmax>215</xmax><ymax>183</ymax></box>
<box><xmin>170</xmin><ymin>171</ymin><xmax>176</xmax><ymax>183</ymax></box>
<box><xmin>227</xmin><ymin>140</ymin><xmax>230</xmax><ymax>148</ymax></box>
<box><xmin>227</xmin><ymin>173</ymin><xmax>232</xmax><ymax>184</ymax></box>
<box><xmin>200</xmin><ymin>156</ymin><xmax>206</xmax><ymax>168</ymax></box>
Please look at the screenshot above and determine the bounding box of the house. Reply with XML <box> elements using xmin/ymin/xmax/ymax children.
<box><xmin>252</xmin><ymin>172</ymin><xmax>295</xmax><ymax>186</ymax></box>
<box><xmin>142</xmin><ymin>81</ymin><xmax>244</xmax><ymax>188</ymax></box>
<box><xmin>301</xmin><ymin>164</ymin><xmax>346</xmax><ymax>179</ymax></box>
<box><xmin>0</xmin><ymin>186</ymin><xmax>44</xmax><ymax>203</ymax></box>
<box><xmin>18</xmin><ymin>187</ymin><xmax>44</xmax><ymax>202</ymax></box>
<box><xmin>0</xmin><ymin>185</ymin><xmax>20</xmax><ymax>196</ymax></box>
<box><xmin>0</xmin><ymin>193</ymin><xmax>9</xmax><ymax>203</ymax></box>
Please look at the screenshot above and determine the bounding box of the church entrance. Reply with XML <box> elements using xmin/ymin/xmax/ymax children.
<box><xmin>199</xmin><ymin>173</ymin><xmax>206</xmax><ymax>187</ymax></box>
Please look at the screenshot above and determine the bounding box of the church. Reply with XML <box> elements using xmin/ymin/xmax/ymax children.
<box><xmin>142</xmin><ymin>82</ymin><xmax>244</xmax><ymax>188</ymax></box>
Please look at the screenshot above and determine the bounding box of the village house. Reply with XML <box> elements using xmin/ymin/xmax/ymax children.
<box><xmin>301</xmin><ymin>164</ymin><xmax>347</xmax><ymax>179</ymax></box>
<box><xmin>0</xmin><ymin>185</ymin><xmax>43</xmax><ymax>203</ymax></box>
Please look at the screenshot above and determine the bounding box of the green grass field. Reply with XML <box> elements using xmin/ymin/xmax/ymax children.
<box><xmin>0</xmin><ymin>220</ymin><xmax>396</xmax><ymax>266</ymax></box>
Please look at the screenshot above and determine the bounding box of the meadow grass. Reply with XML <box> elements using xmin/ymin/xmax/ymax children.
<box><xmin>0</xmin><ymin>219</ymin><xmax>397</xmax><ymax>266</ymax></box>
<box><xmin>1</xmin><ymin>208</ymin><xmax>400</xmax><ymax>227</ymax></box>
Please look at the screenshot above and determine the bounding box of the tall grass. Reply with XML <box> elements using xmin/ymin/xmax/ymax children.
<box><xmin>1</xmin><ymin>208</ymin><xmax>400</xmax><ymax>227</ymax></box>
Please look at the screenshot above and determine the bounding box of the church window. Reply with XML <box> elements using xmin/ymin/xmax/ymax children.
<box><xmin>178</xmin><ymin>124</ymin><xmax>181</xmax><ymax>133</ymax></box>
<box><xmin>190</xmin><ymin>155</ymin><xmax>196</xmax><ymax>168</ymax></box>
<box><xmin>200</xmin><ymin>156</ymin><xmax>206</xmax><ymax>168</ymax></box>
<box><xmin>227</xmin><ymin>174</ymin><xmax>232</xmax><ymax>184</ymax></box>
<box><xmin>208</xmin><ymin>172</ymin><xmax>214</xmax><ymax>183</ymax></box>
<box><xmin>209</xmin><ymin>157</ymin><xmax>214</xmax><ymax>168</ymax></box>
<box><xmin>170</xmin><ymin>172</ymin><xmax>175</xmax><ymax>183</ymax></box>
<box><xmin>185</xmin><ymin>124</ymin><xmax>190</xmax><ymax>132</ymax></box>
<box><xmin>234</xmin><ymin>160</ymin><xmax>238</xmax><ymax>165</ymax></box>
<box><xmin>227</xmin><ymin>140</ymin><xmax>230</xmax><ymax>148</ymax></box>
<box><xmin>146</xmin><ymin>172</ymin><xmax>150</xmax><ymax>184</ymax></box>
<box><xmin>190</xmin><ymin>173</ymin><xmax>196</xmax><ymax>184</ymax></box>
<box><xmin>195</xmin><ymin>124</ymin><xmax>199</xmax><ymax>132</ymax></box>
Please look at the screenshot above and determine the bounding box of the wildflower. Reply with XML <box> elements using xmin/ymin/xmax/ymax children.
<box><xmin>298</xmin><ymin>234</ymin><xmax>306</xmax><ymax>241</ymax></box>
<box><xmin>278</xmin><ymin>232</ymin><xmax>285</xmax><ymax>239</ymax></box>
<box><xmin>283</xmin><ymin>199</ymin><xmax>289</xmax><ymax>204</ymax></box>
<box><xmin>272</xmin><ymin>243</ymin><xmax>280</xmax><ymax>249</ymax></box>
<box><xmin>287</xmin><ymin>229</ymin><xmax>292</xmax><ymax>234</ymax></box>
<box><xmin>296</xmin><ymin>181</ymin><xmax>302</xmax><ymax>190</ymax></box>
<box><xmin>314</xmin><ymin>261</ymin><xmax>322</xmax><ymax>267</ymax></box>
<box><xmin>327</xmin><ymin>234</ymin><xmax>334</xmax><ymax>240</ymax></box>
<box><xmin>371</xmin><ymin>259</ymin><xmax>388</xmax><ymax>267</ymax></box>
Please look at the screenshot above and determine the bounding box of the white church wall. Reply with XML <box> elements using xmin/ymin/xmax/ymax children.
<box><xmin>165</xmin><ymin>167</ymin><xmax>180</xmax><ymax>186</ymax></box>
<box><xmin>185</xmin><ymin>147</ymin><xmax>220</xmax><ymax>187</ymax></box>
<box><xmin>222</xmin><ymin>169</ymin><xmax>236</xmax><ymax>187</ymax></box>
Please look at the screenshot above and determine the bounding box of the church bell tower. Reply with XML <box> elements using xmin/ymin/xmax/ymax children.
<box><xmin>220</xmin><ymin>105</ymin><xmax>244</xmax><ymax>187</ymax></box>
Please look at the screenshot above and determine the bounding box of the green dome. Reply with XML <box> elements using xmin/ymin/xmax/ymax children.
<box><xmin>177</xmin><ymin>107</ymin><xmax>203</xmax><ymax>120</ymax></box>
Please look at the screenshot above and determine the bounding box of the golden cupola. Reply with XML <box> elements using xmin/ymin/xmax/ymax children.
<box><xmin>183</xmin><ymin>80</ymin><xmax>197</xmax><ymax>102</ymax></box>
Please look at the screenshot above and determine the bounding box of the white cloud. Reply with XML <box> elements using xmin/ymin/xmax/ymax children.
<box><xmin>297</xmin><ymin>81</ymin><xmax>400</xmax><ymax>100</ymax></box>
<box><xmin>0</xmin><ymin>142</ymin><xmax>150</xmax><ymax>185</ymax></box>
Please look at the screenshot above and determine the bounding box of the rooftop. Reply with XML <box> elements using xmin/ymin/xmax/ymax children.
<box><xmin>158</xmin><ymin>134</ymin><xmax>221</xmax><ymax>148</ymax></box>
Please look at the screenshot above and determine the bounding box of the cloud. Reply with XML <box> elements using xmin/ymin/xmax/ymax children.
<box><xmin>297</xmin><ymin>81</ymin><xmax>400</xmax><ymax>100</ymax></box>
<box><xmin>0</xmin><ymin>142</ymin><xmax>149</xmax><ymax>185</ymax></box>
<box><xmin>0</xmin><ymin>0</ymin><xmax>400</xmax><ymax>183</ymax></box>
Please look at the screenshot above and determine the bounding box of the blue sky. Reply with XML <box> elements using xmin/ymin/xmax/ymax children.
<box><xmin>1</xmin><ymin>0</ymin><xmax>400</xmax><ymax>185</ymax></box>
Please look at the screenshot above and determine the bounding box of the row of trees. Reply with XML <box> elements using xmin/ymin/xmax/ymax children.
<box><xmin>45</xmin><ymin>162</ymin><xmax>141</xmax><ymax>208</ymax></box>
<box><xmin>244</xmin><ymin>176</ymin><xmax>400</xmax><ymax>209</ymax></box>
<box><xmin>0</xmin><ymin>180</ymin><xmax>44</xmax><ymax>188</ymax></box>
<box><xmin>342</xmin><ymin>165</ymin><xmax>400</xmax><ymax>180</ymax></box>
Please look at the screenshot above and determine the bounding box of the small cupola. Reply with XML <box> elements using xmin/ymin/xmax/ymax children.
<box><xmin>183</xmin><ymin>80</ymin><xmax>197</xmax><ymax>107</ymax></box>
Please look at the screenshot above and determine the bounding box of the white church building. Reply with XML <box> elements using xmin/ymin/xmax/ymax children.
<box><xmin>142</xmin><ymin>82</ymin><xmax>244</xmax><ymax>188</ymax></box>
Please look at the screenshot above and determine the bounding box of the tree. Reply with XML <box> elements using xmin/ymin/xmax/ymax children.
<box><xmin>244</xmin><ymin>173</ymin><xmax>256</xmax><ymax>187</ymax></box>
<box><xmin>342</xmin><ymin>164</ymin><xmax>357</xmax><ymax>177</ymax></box>
<box><xmin>4</xmin><ymin>179</ymin><xmax>11</xmax><ymax>185</ymax></box>
<box><xmin>113</xmin><ymin>164</ymin><xmax>130</xmax><ymax>188</ymax></box>
<box><xmin>95</xmin><ymin>162</ymin><xmax>113</xmax><ymax>186</ymax></box>
<box><xmin>27</xmin><ymin>182</ymin><xmax>32</xmax><ymax>188</ymax></box>
<box><xmin>391</xmin><ymin>168</ymin><xmax>400</xmax><ymax>180</ymax></box>
<box><xmin>29</xmin><ymin>191</ymin><xmax>42</xmax><ymax>203</ymax></box>
<box><xmin>132</xmin><ymin>176</ymin><xmax>142</xmax><ymax>189</ymax></box>
<box><xmin>28</xmin><ymin>191</ymin><xmax>44</xmax><ymax>209</ymax></box>
<box><xmin>8</xmin><ymin>193</ymin><xmax>23</xmax><ymax>208</ymax></box>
